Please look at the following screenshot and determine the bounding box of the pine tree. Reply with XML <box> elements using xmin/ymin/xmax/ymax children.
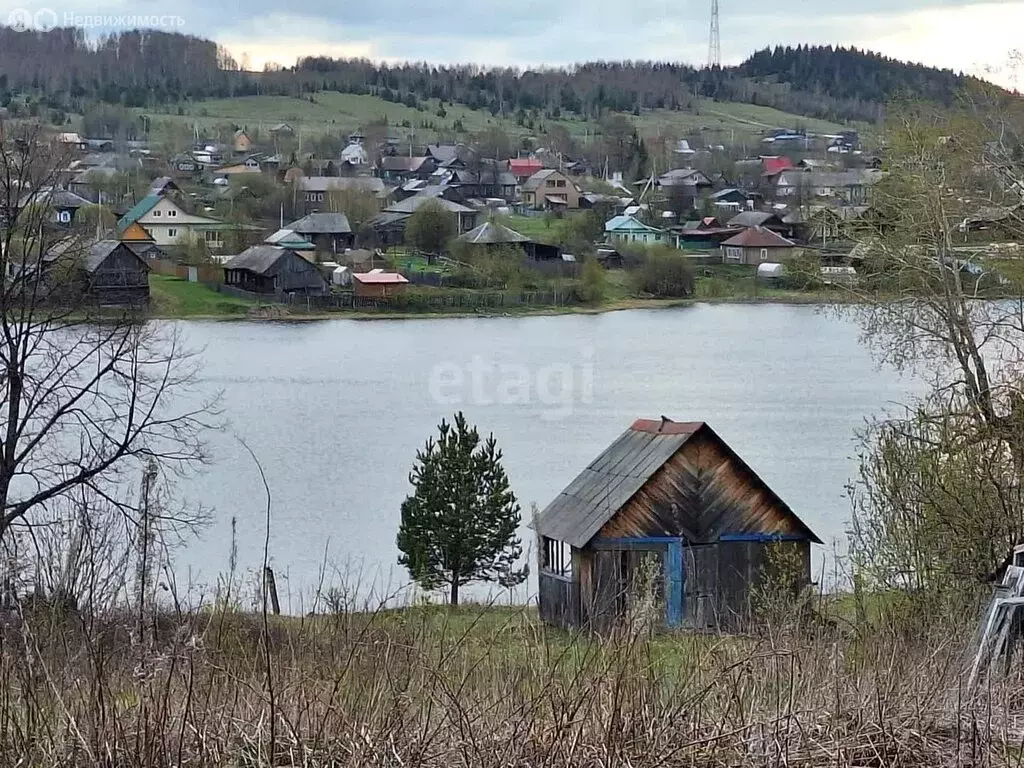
<box><xmin>397</xmin><ymin>413</ymin><xmax>526</xmax><ymax>605</ymax></box>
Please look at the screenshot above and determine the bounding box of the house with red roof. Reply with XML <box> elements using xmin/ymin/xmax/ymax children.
<box><xmin>509</xmin><ymin>157</ymin><xmax>545</xmax><ymax>184</ymax></box>
<box><xmin>720</xmin><ymin>226</ymin><xmax>797</xmax><ymax>265</ymax></box>
<box><xmin>352</xmin><ymin>268</ymin><xmax>409</xmax><ymax>299</ymax></box>
<box><xmin>761</xmin><ymin>155</ymin><xmax>794</xmax><ymax>178</ymax></box>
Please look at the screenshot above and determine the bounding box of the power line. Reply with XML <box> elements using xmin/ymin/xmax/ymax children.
<box><xmin>708</xmin><ymin>0</ymin><xmax>721</xmax><ymax>69</ymax></box>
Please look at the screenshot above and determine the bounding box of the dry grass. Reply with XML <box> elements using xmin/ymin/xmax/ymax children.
<box><xmin>0</xmin><ymin>596</ymin><xmax>1021</xmax><ymax>767</ymax></box>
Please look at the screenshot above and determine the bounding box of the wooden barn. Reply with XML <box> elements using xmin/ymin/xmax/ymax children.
<box><xmin>223</xmin><ymin>246</ymin><xmax>327</xmax><ymax>295</ymax></box>
<box><xmin>535</xmin><ymin>418</ymin><xmax>820</xmax><ymax>631</ymax></box>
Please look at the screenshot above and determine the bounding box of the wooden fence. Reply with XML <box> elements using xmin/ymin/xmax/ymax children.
<box><xmin>270</xmin><ymin>288</ymin><xmax>581</xmax><ymax>313</ymax></box>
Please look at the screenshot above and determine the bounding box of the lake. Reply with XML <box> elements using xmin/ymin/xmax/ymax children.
<box><xmin>170</xmin><ymin>303</ymin><xmax>917</xmax><ymax>610</ymax></box>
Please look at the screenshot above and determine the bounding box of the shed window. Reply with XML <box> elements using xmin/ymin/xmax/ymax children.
<box><xmin>542</xmin><ymin>537</ymin><xmax>572</xmax><ymax>576</ymax></box>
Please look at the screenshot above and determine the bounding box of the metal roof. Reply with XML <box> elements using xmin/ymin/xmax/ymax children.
<box><xmin>457</xmin><ymin>221</ymin><xmax>530</xmax><ymax>245</ymax></box>
<box><xmin>287</xmin><ymin>212</ymin><xmax>352</xmax><ymax>235</ymax></box>
<box><xmin>115</xmin><ymin>195</ymin><xmax>161</xmax><ymax>233</ymax></box>
<box><xmin>353</xmin><ymin>270</ymin><xmax>408</xmax><ymax>284</ymax></box>
<box><xmin>536</xmin><ymin>419</ymin><xmax>701</xmax><ymax>548</ymax></box>
<box><xmin>721</xmin><ymin>226</ymin><xmax>794</xmax><ymax>248</ymax></box>
<box><xmin>224</xmin><ymin>245</ymin><xmax>295</xmax><ymax>275</ymax></box>
<box><xmin>384</xmin><ymin>194</ymin><xmax>474</xmax><ymax>215</ymax></box>
<box><xmin>535</xmin><ymin>418</ymin><xmax>821</xmax><ymax>548</ymax></box>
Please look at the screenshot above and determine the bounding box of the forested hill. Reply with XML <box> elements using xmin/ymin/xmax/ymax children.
<box><xmin>0</xmin><ymin>26</ymin><xmax>1002</xmax><ymax>126</ymax></box>
<box><xmin>739</xmin><ymin>46</ymin><xmax>974</xmax><ymax>106</ymax></box>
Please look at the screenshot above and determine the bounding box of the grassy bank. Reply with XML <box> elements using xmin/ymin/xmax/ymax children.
<box><xmin>149</xmin><ymin>275</ymin><xmax>257</xmax><ymax>318</ymax></box>
<box><xmin>2</xmin><ymin>596</ymin><xmax>1015</xmax><ymax>767</ymax></box>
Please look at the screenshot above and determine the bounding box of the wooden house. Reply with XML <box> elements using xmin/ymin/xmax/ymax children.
<box><xmin>535</xmin><ymin>418</ymin><xmax>820</xmax><ymax>631</ymax></box>
<box><xmin>720</xmin><ymin>227</ymin><xmax>797</xmax><ymax>265</ymax></box>
<box><xmin>12</xmin><ymin>238</ymin><xmax>151</xmax><ymax>307</ymax></box>
<box><xmin>521</xmin><ymin>169</ymin><xmax>583</xmax><ymax>210</ymax></box>
<box><xmin>352</xmin><ymin>269</ymin><xmax>409</xmax><ymax>298</ymax></box>
<box><xmin>604</xmin><ymin>215</ymin><xmax>666</xmax><ymax>246</ymax></box>
<box><xmin>456</xmin><ymin>221</ymin><xmax>561</xmax><ymax>260</ymax></box>
<box><xmin>286</xmin><ymin>212</ymin><xmax>355</xmax><ymax>254</ymax></box>
<box><xmin>223</xmin><ymin>246</ymin><xmax>327</xmax><ymax>295</ymax></box>
<box><xmin>80</xmin><ymin>240</ymin><xmax>151</xmax><ymax>306</ymax></box>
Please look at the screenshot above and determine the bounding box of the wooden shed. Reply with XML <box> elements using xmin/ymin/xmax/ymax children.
<box><xmin>535</xmin><ymin>418</ymin><xmax>820</xmax><ymax>631</ymax></box>
<box><xmin>223</xmin><ymin>246</ymin><xmax>327</xmax><ymax>295</ymax></box>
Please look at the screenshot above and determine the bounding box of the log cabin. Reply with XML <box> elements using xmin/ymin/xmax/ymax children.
<box><xmin>535</xmin><ymin>418</ymin><xmax>820</xmax><ymax>631</ymax></box>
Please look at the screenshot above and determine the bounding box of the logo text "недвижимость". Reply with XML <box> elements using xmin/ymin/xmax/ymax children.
<box><xmin>7</xmin><ymin>8</ymin><xmax>185</xmax><ymax>30</ymax></box>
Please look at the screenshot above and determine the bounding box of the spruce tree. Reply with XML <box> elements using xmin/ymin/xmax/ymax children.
<box><xmin>397</xmin><ymin>412</ymin><xmax>525</xmax><ymax>605</ymax></box>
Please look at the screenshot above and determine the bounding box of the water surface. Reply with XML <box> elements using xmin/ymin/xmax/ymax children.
<box><xmin>172</xmin><ymin>304</ymin><xmax>916</xmax><ymax>608</ymax></box>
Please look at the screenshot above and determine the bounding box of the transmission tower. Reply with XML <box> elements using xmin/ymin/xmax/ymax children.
<box><xmin>708</xmin><ymin>0</ymin><xmax>721</xmax><ymax>69</ymax></box>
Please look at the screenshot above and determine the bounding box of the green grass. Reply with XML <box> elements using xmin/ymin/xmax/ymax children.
<box><xmin>149</xmin><ymin>274</ymin><xmax>256</xmax><ymax>317</ymax></box>
<box><xmin>633</xmin><ymin>100</ymin><xmax>857</xmax><ymax>142</ymax></box>
<box><xmin>137</xmin><ymin>91</ymin><xmax>856</xmax><ymax>145</ymax></box>
<box><xmin>500</xmin><ymin>213</ymin><xmax>581</xmax><ymax>245</ymax></box>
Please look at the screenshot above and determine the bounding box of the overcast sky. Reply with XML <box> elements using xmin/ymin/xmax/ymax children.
<box><xmin>4</xmin><ymin>0</ymin><xmax>1023</xmax><ymax>87</ymax></box>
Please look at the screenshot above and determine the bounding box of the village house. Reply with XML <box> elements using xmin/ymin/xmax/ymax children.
<box><xmin>424</xmin><ymin>143</ymin><xmax>464</xmax><ymax>166</ymax></box>
<box><xmin>509</xmin><ymin>157</ymin><xmax>544</xmax><ymax>186</ymax></box>
<box><xmin>377</xmin><ymin>155</ymin><xmax>437</xmax><ymax>184</ymax></box>
<box><xmin>223</xmin><ymin>245</ymin><xmax>327</xmax><ymax>295</ymax></box>
<box><xmin>455</xmin><ymin>220</ymin><xmax>561</xmax><ymax>260</ymax></box>
<box><xmin>214</xmin><ymin>155</ymin><xmax>264</xmax><ymax>177</ymax></box>
<box><xmin>725</xmin><ymin>210</ymin><xmax>788</xmax><ymax>233</ymax></box>
<box><xmin>708</xmin><ymin>188</ymin><xmax>750</xmax><ymax>210</ymax></box>
<box><xmin>673</xmin><ymin>218</ymin><xmax>740</xmax><ymax>249</ymax></box>
<box><xmin>18</xmin><ymin>187</ymin><xmax>92</xmax><ymax>227</ymax></box>
<box><xmin>373</xmin><ymin>193</ymin><xmax>478</xmax><ymax>239</ymax></box>
<box><xmin>9</xmin><ymin>238</ymin><xmax>151</xmax><ymax>307</ymax></box>
<box><xmin>772</xmin><ymin>169</ymin><xmax>883</xmax><ymax>205</ymax></box>
<box><xmin>296</xmin><ymin>176</ymin><xmax>389</xmax><ymax>215</ymax></box>
<box><xmin>782</xmin><ymin>205</ymin><xmax>858</xmax><ymax>245</ymax></box>
<box><xmin>653</xmin><ymin>168</ymin><xmax>713</xmax><ymax>191</ymax></box>
<box><xmin>78</xmin><ymin>239</ymin><xmax>152</xmax><ymax>306</ymax></box>
<box><xmin>521</xmin><ymin>168</ymin><xmax>583</xmax><ymax>210</ymax></box>
<box><xmin>56</xmin><ymin>132</ymin><xmax>87</xmax><ymax>151</ymax></box>
<box><xmin>233</xmin><ymin>130</ymin><xmax>253</xmax><ymax>154</ymax></box>
<box><xmin>285</xmin><ymin>212</ymin><xmax>355</xmax><ymax>254</ymax></box>
<box><xmin>605</xmin><ymin>214</ymin><xmax>666</xmax><ymax>246</ymax></box>
<box><xmin>444</xmin><ymin>163</ymin><xmax>518</xmax><ymax>201</ymax></box>
<box><xmin>268</xmin><ymin>123</ymin><xmax>295</xmax><ymax>139</ymax></box>
<box><xmin>264</xmin><ymin>227</ymin><xmax>317</xmax><ymax>252</ymax></box>
<box><xmin>352</xmin><ymin>268</ymin><xmax>409</xmax><ymax>298</ymax></box>
<box><xmin>720</xmin><ymin>226</ymin><xmax>798</xmax><ymax>264</ymax></box>
<box><xmin>118</xmin><ymin>221</ymin><xmax>164</xmax><ymax>261</ymax></box>
<box><xmin>115</xmin><ymin>195</ymin><xmax>236</xmax><ymax>251</ymax></box>
<box><xmin>535</xmin><ymin>418</ymin><xmax>820</xmax><ymax>631</ymax></box>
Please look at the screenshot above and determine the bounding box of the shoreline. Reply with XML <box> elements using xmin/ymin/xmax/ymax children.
<box><xmin>148</xmin><ymin>292</ymin><xmax>851</xmax><ymax>322</ymax></box>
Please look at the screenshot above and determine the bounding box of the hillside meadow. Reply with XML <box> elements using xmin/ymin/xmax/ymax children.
<box><xmin>137</xmin><ymin>91</ymin><xmax>854</xmax><ymax>144</ymax></box>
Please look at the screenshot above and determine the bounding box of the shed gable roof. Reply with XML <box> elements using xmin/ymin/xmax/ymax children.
<box><xmin>224</xmin><ymin>245</ymin><xmax>297</xmax><ymax>275</ymax></box>
<box><xmin>535</xmin><ymin>418</ymin><xmax>819</xmax><ymax>547</ymax></box>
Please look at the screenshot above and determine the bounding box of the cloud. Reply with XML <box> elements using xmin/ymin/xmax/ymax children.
<box><xmin>1</xmin><ymin>0</ymin><xmax>1021</xmax><ymax>86</ymax></box>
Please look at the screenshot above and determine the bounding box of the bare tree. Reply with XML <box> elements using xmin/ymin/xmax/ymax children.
<box><xmin>846</xmin><ymin>100</ymin><xmax>1024</xmax><ymax>591</ymax></box>
<box><xmin>0</xmin><ymin>122</ymin><xmax>213</xmax><ymax>581</ymax></box>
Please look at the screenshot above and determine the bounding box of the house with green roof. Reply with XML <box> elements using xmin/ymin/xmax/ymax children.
<box><xmin>604</xmin><ymin>214</ymin><xmax>666</xmax><ymax>246</ymax></box>
<box><xmin>116</xmin><ymin>195</ymin><xmax>243</xmax><ymax>252</ymax></box>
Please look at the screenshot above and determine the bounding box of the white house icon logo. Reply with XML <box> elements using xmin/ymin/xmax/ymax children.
<box><xmin>7</xmin><ymin>7</ymin><xmax>58</xmax><ymax>29</ymax></box>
